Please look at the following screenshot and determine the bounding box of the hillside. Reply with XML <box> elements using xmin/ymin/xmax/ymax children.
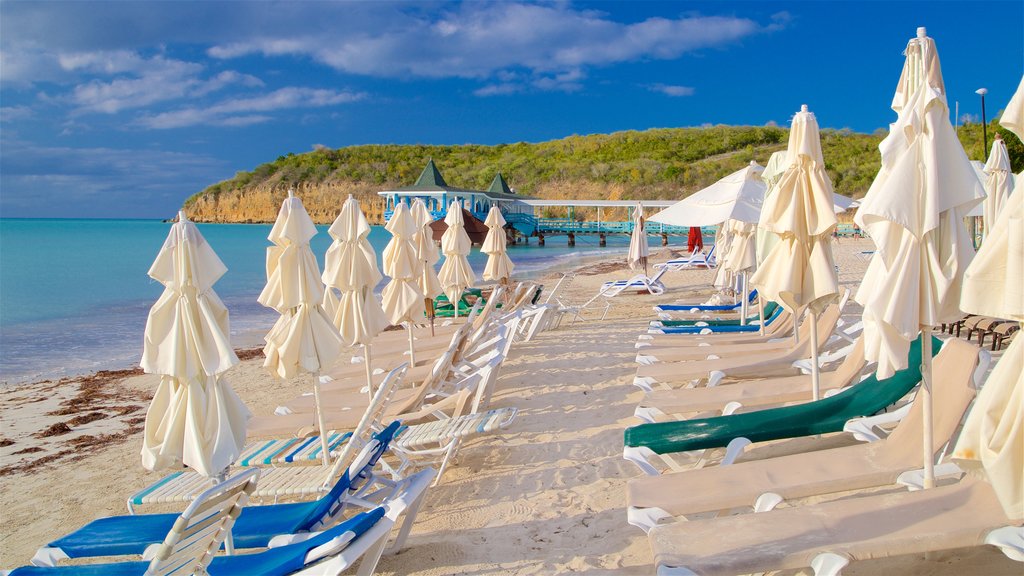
<box><xmin>183</xmin><ymin>122</ymin><xmax>1022</xmax><ymax>224</ymax></box>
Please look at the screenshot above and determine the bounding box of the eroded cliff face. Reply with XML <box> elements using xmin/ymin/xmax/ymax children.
<box><xmin>182</xmin><ymin>179</ymin><xmax>650</xmax><ymax>225</ymax></box>
<box><xmin>184</xmin><ymin>181</ymin><xmax>390</xmax><ymax>224</ymax></box>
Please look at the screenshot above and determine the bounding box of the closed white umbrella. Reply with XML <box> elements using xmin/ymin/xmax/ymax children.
<box><xmin>854</xmin><ymin>28</ymin><xmax>985</xmax><ymax>487</ymax></box>
<box><xmin>482</xmin><ymin>206</ymin><xmax>515</xmax><ymax>285</ymax></box>
<box><xmin>722</xmin><ymin>219</ymin><xmax>758</xmax><ymax>324</ymax></box>
<box><xmin>141</xmin><ymin>212</ymin><xmax>250</xmax><ymax>478</ymax></box>
<box><xmin>322</xmin><ymin>195</ymin><xmax>388</xmax><ymax>397</ymax></box>
<box><xmin>259</xmin><ymin>190</ymin><xmax>343</xmax><ymax>464</ymax></box>
<box><xmin>438</xmin><ymin>200</ymin><xmax>475</xmax><ymax>318</ymax></box>
<box><xmin>648</xmin><ymin>162</ymin><xmax>765</xmax><ymax>227</ymax></box>
<box><xmin>628</xmin><ymin>202</ymin><xmax>650</xmax><ymax>276</ymax></box>
<box><xmin>982</xmin><ymin>135</ymin><xmax>1014</xmax><ymax>240</ymax></box>
<box><xmin>951</xmin><ymin>184</ymin><xmax>1023</xmax><ymax>522</ymax></box>
<box><xmin>382</xmin><ymin>202</ymin><xmax>426</xmax><ymax>363</ymax></box>
<box><xmin>750</xmin><ymin>105</ymin><xmax>840</xmax><ymax>400</ymax></box>
<box><xmin>411</xmin><ymin>199</ymin><xmax>443</xmax><ymax>330</ymax></box>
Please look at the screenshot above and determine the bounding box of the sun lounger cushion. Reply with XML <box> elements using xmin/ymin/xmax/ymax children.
<box><xmin>625</xmin><ymin>336</ymin><xmax>938</xmax><ymax>454</ymax></box>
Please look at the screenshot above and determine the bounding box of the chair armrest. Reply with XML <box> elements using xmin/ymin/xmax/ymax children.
<box><xmin>843</xmin><ymin>401</ymin><xmax>913</xmax><ymax>442</ymax></box>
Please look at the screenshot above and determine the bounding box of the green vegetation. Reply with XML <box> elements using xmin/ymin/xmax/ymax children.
<box><xmin>186</xmin><ymin>122</ymin><xmax>1022</xmax><ymax>208</ymax></box>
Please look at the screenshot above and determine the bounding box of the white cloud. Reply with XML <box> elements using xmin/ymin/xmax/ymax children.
<box><xmin>63</xmin><ymin>51</ymin><xmax>263</xmax><ymax>115</ymax></box>
<box><xmin>0</xmin><ymin>106</ymin><xmax>34</xmax><ymax>123</ymax></box>
<box><xmin>208</xmin><ymin>3</ymin><xmax>778</xmax><ymax>92</ymax></box>
<box><xmin>137</xmin><ymin>87</ymin><xmax>365</xmax><ymax>129</ymax></box>
<box><xmin>649</xmin><ymin>84</ymin><xmax>696</xmax><ymax>97</ymax></box>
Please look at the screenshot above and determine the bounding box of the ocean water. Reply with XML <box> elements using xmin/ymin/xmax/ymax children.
<box><xmin>0</xmin><ymin>218</ymin><xmax>647</xmax><ymax>385</ymax></box>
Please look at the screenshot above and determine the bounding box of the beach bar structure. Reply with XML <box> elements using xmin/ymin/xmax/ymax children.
<box><xmin>380</xmin><ymin>161</ymin><xmax>695</xmax><ymax>245</ymax></box>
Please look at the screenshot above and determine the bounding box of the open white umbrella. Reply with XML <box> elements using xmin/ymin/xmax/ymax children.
<box><xmin>951</xmin><ymin>184</ymin><xmax>1023</xmax><ymax>522</ymax></box>
<box><xmin>141</xmin><ymin>212</ymin><xmax>250</xmax><ymax>479</ymax></box>
<box><xmin>438</xmin><ymin>200</ymin><xmax>475</xmax><ymax>318</ymax></box>
<box><xmin>322</xmin><ymin>195</ymin><xmax>389</xmax><ymax>397</ymax></box>
<box><xmin>649</xmin><ymin>161</ymin><xmax>764</xmax><ymax>228</ymax></box>
<box><xmin>411</xmin><ymin>199</ymin><xmax>443</xmax><ymax>332</ymax></box>
<box><xmin>750</xmin><ymin>105</ymin><xmax>840</xmax><ymax>400</ymax></box>
<box><xmin>982</xmin><ymin>135</ymin><xmax>1014</xmax><ymax>240</ymax></box>
<box><xmin>1000</xmin><ymin>75</ymin><xmax>1024</xmax><ymax>140</ymax></box>
<box><xmin>259</xmin><ymin>190</ymin><xmax>343</xmax><ymax>464</ymax></box>
<box><xmin>382</xmin><ymin>202</ymin><xmax>426</xmax><ymax>363</ymax></box>
<box><xmin>482</xmin><ymin>206</ymin><xmax>515</xmax><ymax>286</ymax></box>
<box><xmin>854</xmin><ymin>28</ymin><xmax>985</xmax><ymax>487</ymax></box>
<box><xmin>628</xmin><ymin>202</ymin><xmax>650</xmax><ymax>276</ymax></box>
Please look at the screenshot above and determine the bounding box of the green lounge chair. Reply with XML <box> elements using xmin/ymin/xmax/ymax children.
<box><xmin>623</xmin><ymin>336</ymin><xmax>940</xmax><ymax>475</ymax></box>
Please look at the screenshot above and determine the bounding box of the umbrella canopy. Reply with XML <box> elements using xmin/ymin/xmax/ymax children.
<box><xmin>437</xmin><ymin>200</ymin><xmax>475</xmax><ymax>306</ymax></box>
<box><xmin>649</xmin><ymin>161</ymin><xmax>764</xmax><ymax>227</ymax></box>
<box><xmin>258</xmin><ymin>192</ymin><xmax>343</xmax><ymax>379</ymax></box>
<box><xmin>482</xmin><ymin>206</ymin><xmax>515</xmax><ymax>282</ymax></box>
<box><xmin>628</xmin><ymin>202</ymin><xmax>650</xmax><ymax>273</ymax></box>
<box><xmin>750</xmin><ymin>105</ymin><xmax>839</xmax><ymax>315</ymax></box>
<box><xmin>382</xmin><ymin>202</ymin><xmax>426</xmax><ymax>325</ymax></box>
<box><xmin>951</xmin><ymin>188</ymin><xmax>1023</xmax><ymax>521</ymax></box>
<box><xmin>999</xmin><ymin>74</ymin><xmax>1024</xmax><ymax>140</ymax></box>
<box><xmin>411</xmin><ymin>199</ymin><xmax>443</xmax><ymax>300</ymax></box>
<box><xmin>853</xmin><ymin>28</ymin><xmax>984</xmax><ymax>379</ymax></box>
<box><xmin>982</xmin><ymin>136</ymin><xmax>1014</xmax><ymax>238</ymax></box>
<box><xmin>141</xmin><ymin>212</ymin><xmax>249</xmax><ymax>478</ymax></box>
<box><xmin>322</xmin><ymin>195</ymin><xmax>388</xmax><ymax>346</ymax></box>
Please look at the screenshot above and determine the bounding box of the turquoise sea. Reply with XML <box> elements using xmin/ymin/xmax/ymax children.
<box><xmin>0</xmin><ymin>218</ymin><xmax>646</xmax><ymax>385</ymax></box>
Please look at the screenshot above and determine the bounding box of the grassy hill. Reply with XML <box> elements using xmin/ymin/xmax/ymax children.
<box><xmin>183</xmin><ymin>122</ymin><xmax>1023</xmax><ymax>224</ymax></box>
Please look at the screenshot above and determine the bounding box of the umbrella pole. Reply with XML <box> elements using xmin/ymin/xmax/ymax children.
<box><xmin>363</xmin><ymin>344</ymin><xmax>374</xmax><ymax>401</ymax></box>
<box><xmin>739</xmin><ymin>272</ymin><xmax>748</xmax><ymax>326</ymax></box>
<box><xmin>757</xmin><ymin>295</ymin><xmax>766</xmax><ymax>336</ymax></box>
<box><xmin>792</xmin><ymin>307</ymin><xmax>801</xmax><ymax>346</ymax></box>
<box><xmin>921</xmin><ymin>328</ymin><xmax>935</xmax><ymax>489</ymax></box>
<box><xmin>407</xmin><ymin>322</ymin><xmax>417</xmax><ymax>365</ymax></box>
<box><xmin>809</xmin><ymin>310</ymin><xmax>821</xmax><ymax>401</ymax></box>
<box><xmin>312</xmin><ymin>372</ymin><xmax>331</xmax><ymax>465</ymax></box>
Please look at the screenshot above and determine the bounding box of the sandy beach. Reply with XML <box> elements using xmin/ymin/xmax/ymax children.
<box><xmin>1</xmin><ymin>238</ymin><xmax>1019</xmax><ymax>575</ymax></box>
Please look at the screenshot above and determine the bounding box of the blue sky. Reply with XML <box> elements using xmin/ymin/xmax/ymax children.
<box><xmin>1</xmin><ymin>1</ymin><xmax>1021</xmax><ymax>219</ymax></box>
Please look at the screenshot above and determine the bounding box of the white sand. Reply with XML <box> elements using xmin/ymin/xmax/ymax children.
<box><xmin>1</xmin><ymin>237</ymin><xmax>1019</xmax><ymax>574</ymax></box>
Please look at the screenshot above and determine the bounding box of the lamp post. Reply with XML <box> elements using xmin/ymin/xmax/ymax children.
<box><xmin>976</xmin><ymin>87</ymin><xmax>988</xmax><ymax>158</ymax></box>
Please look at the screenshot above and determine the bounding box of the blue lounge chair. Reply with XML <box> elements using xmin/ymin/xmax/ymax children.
<box><xmin>654</xmin><ymin>289</ymin><xmax>758</xmax><ymax>312</ymax></box>
<box><xmin>31</xmin><ymin>422</ymin><xmax>401</xmax><ymax>566</ymax></box>
<box><xmin>12</xmin><ymin>469</ymin><xmax>437</xmax><ymax>576</ymax></box>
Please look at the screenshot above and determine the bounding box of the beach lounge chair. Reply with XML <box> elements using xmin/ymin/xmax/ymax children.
<box><xmin>627</xmin><ymin>339</ymin><xmax>985</xmax><ymax>532</ymax></box>
<box><xmin>623</xmin><ymin>336</ymin><xmax>938</xmax><ymax>475</ymax></box>
<box><xmin>653</xmin><ymin>289</ymin><xmax>757</xmax><ymax>313</ymax></box>
<box><xmin>15</xmin><ymin>469</ymin><xmax>437</xmax><ymax>576</ymax></box>
<box><xmin>635</xmin><ymin>310</ymin><xmax>796</xmax><ymax>350</ymax></box>
<box><xmin>128</xmin><ymin>365</ymin><xmax>408</xmax><ymax>510</ymax></box>
<box><xmin>634</xmin><ymin>304</ymin><xmax>843</xmax><ymax>390</ymax></box>
<box><xmin>654</xmin><ymin>245</ymin><xmax>717</xmax><ymax>271</ymax></box>
<box><xmin>651</xmin><ymin>301</ymin><xmax>780</xmax><ymax>327</ymax></box>
<box><xmin>597</xmin><ymin>266</ymin><xmax>669</xmax><ymax>298</ymax></box>
<box><xmin>646</xmin><ymin>476</ymin><xmax>1023</xmax><ymax>575</ymax></box>
<box><xmin>648</xmin><ymin>303</ymin><xmax>786</xmax><ymax>335</ymax></box>
<box><xmin>634</xmin><ymin>338</ymin><xmax>867</xmax><ymax>423</ymax></box>
<box><xmin>15</xmin><ymin>468</ymin><xmax>259</xmax><ymax>573</ymax></box>
<box><xmin>33</xmin><ymin>424</ymin><xmax>402</xmax><ymax>565</ymax></box>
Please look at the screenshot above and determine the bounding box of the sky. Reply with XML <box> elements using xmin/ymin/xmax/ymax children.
<box><xmin>1</xmin><ymin>1</ymin><xmax>1021</xmax><ymax>219</ymax></box>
